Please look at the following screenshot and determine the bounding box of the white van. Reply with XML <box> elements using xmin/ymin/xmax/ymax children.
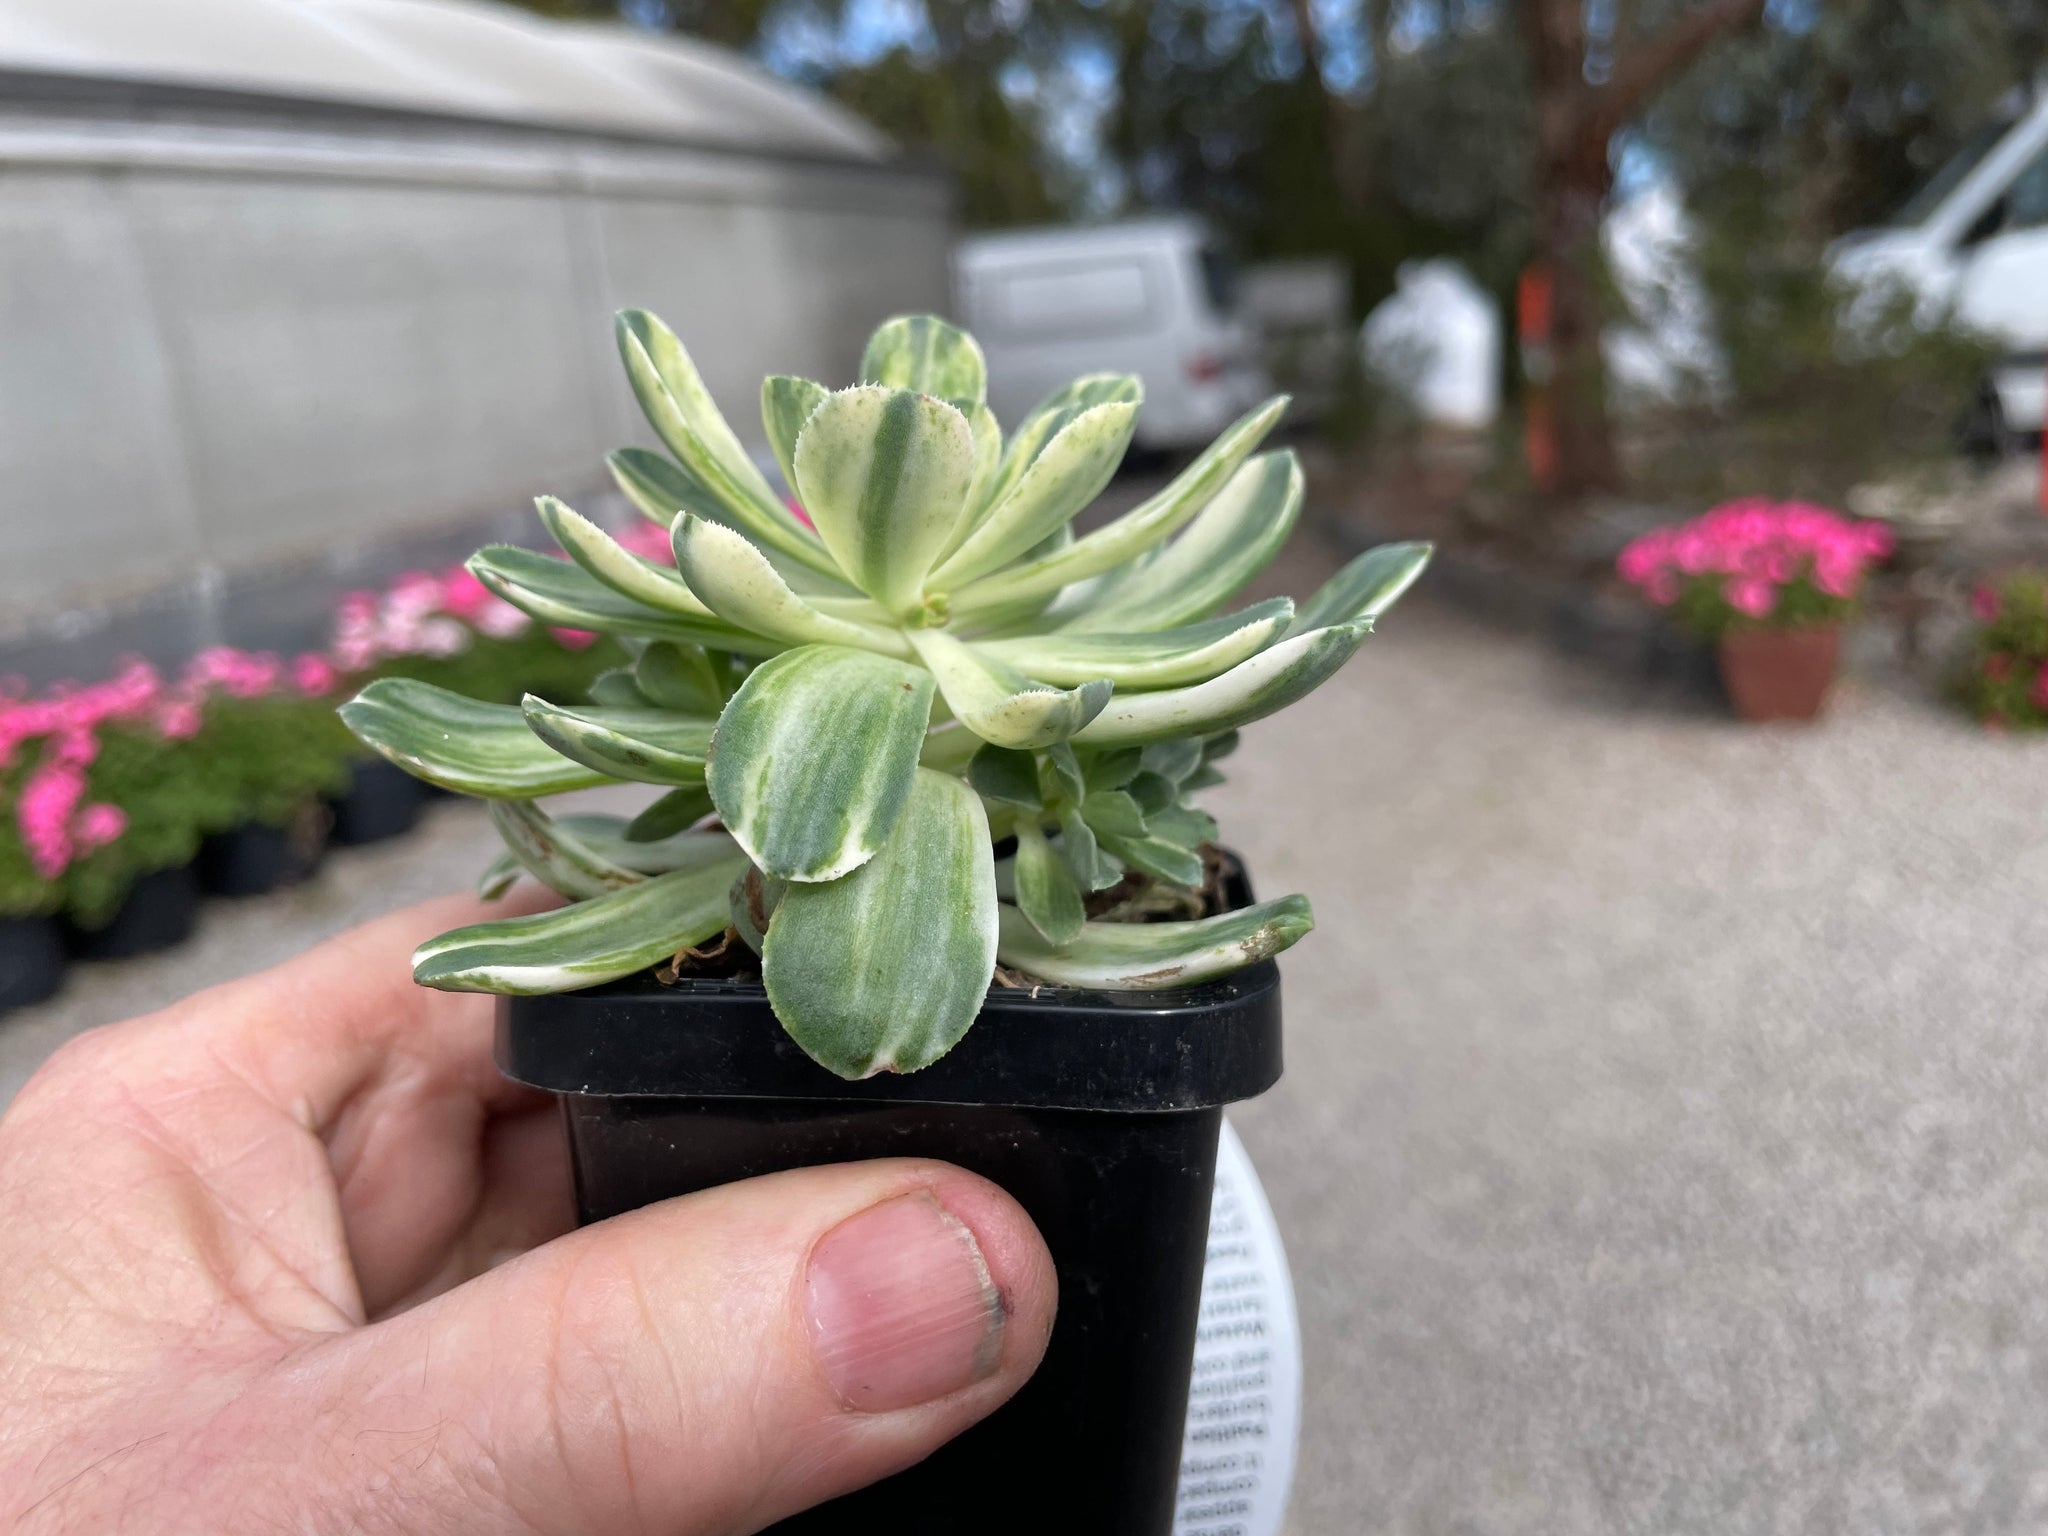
<box><xmin>1829</xmin><ymin>83</ymin><xmax>2048</xmax><ymax>445</ymax></box>
<box><xmin>954</xmin><ymin>217</ymin><xmax>1269</xmax><ymax>451</ymax></box>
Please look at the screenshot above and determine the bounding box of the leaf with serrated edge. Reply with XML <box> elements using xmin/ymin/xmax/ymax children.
<box><xmin>793</xmin><ymin>386</ymin><xmax>975</xmax><ymax>614</ymax></box>
<box><xmin>469</xmin><ymin>546</ymin><xmax>774</xmax><ymax>654</ymax></box>
<box><xmin>671</xmin><ymin>513</ymin><xmax>910</xmax><ymax>656</ymax></box>
<box><xmin>1073</xmin><ymin>620</ymin><xmax>1371</xmax><ymax>746</ymax></box>
<box><xmin>521</xmin><ymin>696</ymin><xmax>714</xmax><ymax>786</ymax></box>
<box><xmin>1288</xmin><ymin>541</ymin><xmax>1435</xmax><ymax>636</ymax></box>
<box><xmin>340</xmin><ymin>680</ymin><xmax>611</xmax><ymax>798</ymax></box>
<box><xmin>764</xmin><ymin>769</ymin><xmax>997</xmax><ymax>1077</ymax></box>
<box><xmin>957</xmin><ymin>400</ymin><xmax>1003</xmax><ymax>523</ymax></box>
<box><xmin>982</xmin><ymin>374</ymin><xmax>1142</xmax><ymax>513</ymax></box>
<box><xmin>860</xmin><ymin>314</ymin><xmax>987</xmax><ymax>403</ymax></box>
<box><xmin>996</xmin><ymin>894</ymin><xmax>1314</xmax><ymax>991</ymax></box>
<box><xmin>537</xmin><ymin>497</ymin><xmax>716</xmax><ymax>620</ymax></box>
<box><xmin>708</xmin><ymin>644</ymin><xmax>935</xmax><ymax>881</ymax></box>
<box><xmin>975</xmin><ymin>599</ymin><xmax>1293</xmax><ymax>687</ymax></box>
<box><xmin>930</xmin><ymin>400</ymin><xmax>1138</xmax><ymax>587</ymax></box>
<box><xmin>488</xmin><ymin>800</ymin><xmax>644</xmax><ymax>899</ymax></box>
<box><xmin>633</xmin><ymin>642</ymin><xmax>725</xmax><ymax>715</ymax></box>
<box><xmin>1013</xmin><ymin>822</ymin><xmax>1085</xmax><ymax>946</ymax></box>
<box><xmin>1060</xmin><ymin>453</ymin><xmax>1304</xmax><ymax>633</ymax></box>
<box><xmin>413</xmin><ymin>857</ymin><xmax>746</xmax><ymax>994</ymax></box>
<box><xmin>762</xmin><ymin>375</ymin><xmax>828</xmax><ymax>493</ymax></box>
<box><xmin>906</xmin><ymin>628</ymin><xmax>1110</xmax><ymax>750</ymax></box>
<box><xmin>949</xmin><ymin>395</ymin><xmax>1286</xmax><ymax>616</ymax></box>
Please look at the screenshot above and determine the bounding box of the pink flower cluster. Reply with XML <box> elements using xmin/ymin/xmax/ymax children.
<box><xmin>1618</xmin><ymin>499</ymin><xmax>1893</xmax><ymax>620</ymax></box>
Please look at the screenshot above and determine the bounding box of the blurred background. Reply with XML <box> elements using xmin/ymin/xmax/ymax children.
<box><xmin>6</xmin><ymin>1</ymin><xmax>2048</xmax><ymax>1530</ymax></box>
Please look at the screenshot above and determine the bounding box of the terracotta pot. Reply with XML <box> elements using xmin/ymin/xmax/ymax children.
<box><xmin>1716</xmin><ymin>624</ymin><xmax>1841</xmax><ymax>722</ymax></box>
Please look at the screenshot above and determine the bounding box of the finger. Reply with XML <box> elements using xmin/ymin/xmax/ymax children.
<box><xmin>217</xmin><ymin>1160</ymin><xmax>1058</xmax><ymax>1536</ymax></box>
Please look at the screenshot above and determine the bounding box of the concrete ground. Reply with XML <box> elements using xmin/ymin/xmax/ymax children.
<box><xmin>6</xmin><ymin>536</ymin><xmax>2048</xmax><ymax>1533</ymax></box>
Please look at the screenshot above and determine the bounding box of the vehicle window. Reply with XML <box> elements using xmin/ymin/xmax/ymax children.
<box><xmin>1890</xmin><ymin>121</ymin><xmax>2012</xmax><ymax>229</ymax></box>
<box><xmin>2005</xmin><ymin>146</ymin><xmax>2048</xmax><ymax>231</ymax></box>
<box><xmin>988</xmin><ymin>259</ymin><xmax>1153</xmax><ymax>338</ymax></box>
<box><xmin>1196</xmin><ymin>246</ymin><xmax>1238</xmax><ymax>316</ymax></box>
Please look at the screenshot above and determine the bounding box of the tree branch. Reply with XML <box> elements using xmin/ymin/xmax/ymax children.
<box><xmin>1592</xmin><ymin>0</ymin><xmax>1769</xmax><ymax>141</ymax></box>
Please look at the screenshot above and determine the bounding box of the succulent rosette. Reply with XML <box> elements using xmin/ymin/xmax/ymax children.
<box><xmin>343</xmin><ymin>313</ymin><xmax>1430</xmax><ymax>1077</ymax></box>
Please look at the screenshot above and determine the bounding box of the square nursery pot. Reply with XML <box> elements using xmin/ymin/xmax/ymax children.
<box><xmin>326</xmin><ymin>757</ymin><xmax>428</xmax><ymax>846</ymax></box>
<box><xmin>0</xmin><ymin>914</ymin><xmax>66</xmax><ymax>1013</ymax></box>
<box><xmin>64</xmin><ymin>864</ymin><xmax>201</xmax><ymax>961</ymax></box>
<box><xmin>198</xmin><ymin>805</ymin><xmax>330</xmax><ymax>898</ymax></box>
<box><xmin>496</xmin><ymin>863</ymin><xmax>1283</xmax><ymax>1536</ymax></box>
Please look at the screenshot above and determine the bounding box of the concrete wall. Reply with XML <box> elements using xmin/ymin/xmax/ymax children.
<box><xmin>0</xmin><ymin>104</ymin><xmax>952</xmax><ymax>681</ymax></box>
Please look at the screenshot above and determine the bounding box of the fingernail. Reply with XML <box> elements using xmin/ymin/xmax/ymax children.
<box><xmin>807</xmin><ymin>1190</ymin><xmax>1007</xmax><ymax>1412</ymax></box>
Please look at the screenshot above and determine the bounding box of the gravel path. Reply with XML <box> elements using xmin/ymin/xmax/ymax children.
<box><xmin>6</xmin><ymin>537</ymin><xmax>2045</xmax><ymax>1533</ymax></box>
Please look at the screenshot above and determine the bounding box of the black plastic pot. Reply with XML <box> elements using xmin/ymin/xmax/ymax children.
<box><xmin>0</xmin><ymin>914</ymin><xmax>66</xmax><ymax>1012</ymax></box>
<box><xmin>197</xmin><ymin>809</ymin><xmax>328</xmax><ymax>898</ymax></box>
<box><xmin>64</xmin><ymin>864</ymin><xmax>201</xmax><ymax>961</ymax></box>
<box><xmin>497</xmin><ymin>872</ymin><xmax>1282</xmax><ymax>1536</ymax></box>
<box><xmin>326</xmin><ymin>757</ymin><xmax>427</xmax><ymax>847</ymax></box>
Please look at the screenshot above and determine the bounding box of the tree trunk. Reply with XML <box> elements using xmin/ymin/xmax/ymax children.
<box><xmin>1533</xmin><ymin>140</ymin><xmax>1622</xmax><ymax>496</ymax></box>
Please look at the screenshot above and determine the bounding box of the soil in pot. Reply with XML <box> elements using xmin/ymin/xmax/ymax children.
<box><xmin>326</xmin><ymin>757</ymin><xmax>427</xmax><ymax>846</ymax></box>
<box><xmin>198</xmin><ymin>804</ymin><xmax>330</xmax><ymax>898</ymax></box>
<box><xmin>496</xmin><ymin>862</ymin><xmax>1282</xmax><ymax>1536</ymax></box>
<box><xmin>65</xmin><ymin>864</ymin><xmax>201</xmax><ymax>961</ymax></box>
<box><xmin>0</xmin><ymin>915</ymin><xmax>66</xmax><ymax>1012</ymax></box>
<box><xmin>1718</xmin><ymin>624</ymin><xmax>1841</xmax><ymax>722</ymax></box>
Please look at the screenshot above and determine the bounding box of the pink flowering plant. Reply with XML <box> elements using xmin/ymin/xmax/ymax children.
<box><xmin>1958</xmin><ymin>570</ymin><xmax>2048</xmax><ymax>733</ymax></box>
<box><xmin>1616</xmin><ymin>499</ymin><xmax>1894</xmax><ymax>641</ymax></box>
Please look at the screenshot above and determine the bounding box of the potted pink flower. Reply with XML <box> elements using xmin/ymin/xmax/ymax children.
<box><xmin>1958</xmin><ymin>570</ymin><xmax>2048</xmax><ymax>733</ymax></box>
<box><xmin>1617</xmin><ymin>499</ymin><xmax>1894</xmax><ymax>721</ymax></box>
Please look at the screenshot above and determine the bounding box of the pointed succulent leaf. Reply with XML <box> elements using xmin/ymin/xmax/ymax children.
<box><xmin>340</xmin><ymin>679</ymin><xmax>611</xmax><ymax>798</ymax></box>
<box><xmin>1080</xmin><ymin>747</ymin><xmax>1144</xmax><ymax>792</ymax></box>
<box><xmin>982</xmin><ymin>373</ymin><xmax>1142</xmax><ymax>511</ymax></box>
<box><xmin>1204</xmin><ymin>729</ymin><xmax>1242</xmax><ymax>761</ymax></box>
<box><xmin>612</xmin><ymin>445</ymin><xmax>847</xmax><ymax>586</ymax></box>
<box><xmin>477</xmin><ymin>851</ymin><xmax>520</xmax><ymax>901</ymax></box>
<box><xmin>1289</xmin><ymin>541</ymin><xmax>1435</xmax><ymax>635</ymax></box>
<box><xmin>588</xmin><ymin>668</ymin><xmax>649</xmax><ymax>708</ymax></box>
<box><xmin>792</xmin><ymin>386</ymin><xmax>976</xmax><ymax>614</ymax></box>
<box><xmin>488</xmin><ymin>799</ymin><xmax>644</xmax><ymax>899</ymax></box>
<box><xmin>671</xmin><ymin>513</ymin><xmax>910</xmax><ymax>655</ymax></box>
<box><xmin>1046</xmin><ymin>742</ymin><xmax>1087</xmax><ymax>804</ymax></box>
<box><xmin>633</xmin><ymin>641</ymin><xmax>727</xmax><ymax>715</ymax></box>
<box><xmin>906</xmin><ymin>629</ymin><xmax>1111</xmax><ymax>750</ymax></box>
<box><xmin>616</xmin><ymin>309</ymin><xmax>790</xmax><ymax>516</ymax></box>
<box><xmin>609</xmin><ymin>443</ymin><xmax>719</xmax><ymax>527</ymax></box>
<box><xmin>762</xmin><ymin>374</ymin><xmax>829</xmax><ymax>493</ymax></box>
<box><xmin>974</xmin><ymin>599</ymin><xmax>1294</xmax><ymax>687</ymax></box>
<box><xmin>536</xmin><ymin>497</ymin><xmax>716</xmax><ymax>621</ymax></box>
<box><xmin>1059</xmin><ymin>453</ymin><xmax>1304</xmax><ymax>633</ymax></box>
<box><xmin>1096</xmin><ymin>827</ymin><xmax>1204</xmax><ymax>887</ymax></box>
<box><xmin>1182</xmin><ymin>762</ymin><xmax>1228</xmax><ymax>791</ymax></box>
<box><xmin>1012</xmin><ymin>821</ymin><xmax>1086</xmax><ymax>946</ymax></box>
<box><xmin>763</xmin><ymin>769</ymin><xmax>998</xmax><ymax>1077</ymax></box>
<box><xmin>623</xmin><ymin>785</ymin><xmax>716</xmax><ymax>842</ymax></box>
<box><xmin>929</xmin><ymin>399</ymin><xmax>1139</xmax><ymax>587</ymax></box>
<box><xmin>413</xmin><ymin>856</ymin><xmax>746</xmax><ymax>994</ymax></box>
<box><xmin>1058</xmin><ymin>807</ymin><xmax>1123</xmax><ymax>892</ymax></box>
<box><xmin>996</xmin><ymin>894</ymin><xmax>1314</xmax><ymax>991</ymax></box>
<box><xmin>469</xmin><ymin>546</ymin><xmax>773</xmax><ymax>654</ymax></box>
<box><xmin>1145</xmin><ymin>803</ymin><xmax>1219</xmax><ymax>850</ymax></box>
<box><xmin>1141</xmin><ymin>737</ymin><xmax>1206</xmax><ymax>784</ymax></box>
<box><xmin>521</xmin><ymin>695</ymin><xmax>714</xmax><ymax>786</ymax></box>
<box><xmin>966</xmin><ymin>744</ymin><xmax>1042</xmax><ymax>808</ymax></box>
<box><xmin>958</xmin><ymin>399</ymin><xmax>1003</xmax><ymax>522</ymax></box>
<box><xmin>1073</xmin><ymin>619</ymin><xmax>1371</xmax><ymax>746</ymax></box>
<box><xmin>1080</xmin><ymin>789</ymin><xmax>1147</xmax><ymax>837</ymax></box>
<box><xmin>1128</xmin><ymin>770</ymin><xmax>1177</xmax><ymax>816</ymax></box>
<box><xmin>708</xmin><ymin>644</ymin><xmax>936</xmax><ymax>881</ymax></box>
<box><xmin>859</xmin><ymin>314</ymin><xmax>987</xmax><ymax>403</ymax></box>
<box><xmin>950</xmin><ymin>395</ymin><xmax>1287</xmax><ymax>616</ymax></box>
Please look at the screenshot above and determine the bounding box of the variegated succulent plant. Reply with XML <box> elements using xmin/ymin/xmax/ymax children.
<box><xmin>341</xmin><ymin>311</ymin><xmax>1429</xmax><ymax>1078</ymax></box>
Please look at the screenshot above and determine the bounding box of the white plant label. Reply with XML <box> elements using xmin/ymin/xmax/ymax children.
<box><xmin>1174</xmin><ymin>1119</ymin><xmax>1302</xmax><ymax>1536</ymax></box>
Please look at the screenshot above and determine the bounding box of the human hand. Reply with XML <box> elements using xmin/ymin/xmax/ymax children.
<box><xmin>0</xmin><ymin>892</ymin><xmax>1056</xmax><ymax>1534</ymax></box>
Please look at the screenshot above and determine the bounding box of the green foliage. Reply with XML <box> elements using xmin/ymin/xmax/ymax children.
<box><xmin>350</xmin><ymin>311</ymin><xmax>1432</xmax><ymax>1077</ymax></box>
<box><xmin>190</xmin><ymin>695</ymin><xmax>353</xmax><ymax>830</ymax></box>
<box><xmin>0</xmin><ymin>755</ymin><xmax>55</xmax><ymax>919</ymax></box>
<box><xmin>1957</xmin><ymin>571</ymin><xmax>2048</xmax><ymax>731</ymax></box>
<box><xmin>62</xmin><ymin>728</ymin><xmax>214</xmax><ymax>931</ymax></box>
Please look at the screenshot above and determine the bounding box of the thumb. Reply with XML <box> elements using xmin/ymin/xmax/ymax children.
<box><xmin>239</xmin><ymin>1159</ymin><xmax>1057</xmax><ymax>1536</ymax></box>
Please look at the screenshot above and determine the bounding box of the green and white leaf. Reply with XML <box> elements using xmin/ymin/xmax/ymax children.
<box><xmin>539</xmin><ymin>813</ymin><xmax>737</xmax><ymax>874</ymax></box>
<box><xmin>957</xmin><ymin>399</ymin><xmax>1003</xmax><ymax>524</ymax></box>
<box><xmin>340</xmin><ymin>679</ymin><xmax>611</xmax><ymax>798</ymax></box>
<box><xmin>468</xmin><ymin>545</ymin><xmax>771</xmax><ymax>654</ymax></box>
<box><xmin>980</xmin><ymin>373</ymin><xmax>1142</xmax><ymax>512</ymax></box>
<box><xmin>476</xmin><ymin>852</ymin><xmax>520</xmax><ymax>901</ymax></box>
<box><xmin>536</xmin><ymin>496</ymin><xmax>717</xmax><ymax>621</ymax></box>
<box><xmin>792</xmin><ymin>385</ymin><xmax>976</xmax><ymax>615</ymax></box>
<box><xmin>587</xmin><ymin>668</ymin><xmax>649</xmax><ymax>708</ymax></box>
<box><xmin>623</xmin><ymin>785</ymin><xmax>716</xmax><ymax>842</ymax></box>
<box><xmin>965</xmin><ymin>744</ymin><xmax>1041</xmax><ymax>808</ymax></box>
<box><xmin>906</xmin><ymin>628</ymin><xmax>1111</xmax><ymax>750</ymax></box>
<box><xmin>950</xmin><ymin>395</ymin><xmax>1286</xmax><ymax>616</ymax></box>
<box><xmin>995</xmin><ymin>894</ymin><xmax>1314</xmax><ymax>991</ymax></box>
<box><xmin>1012</xmin><ymin>821</ymin><xmax>1085</xmax><ymax>946</ymax></box>
<box><xmin>929</xmin><ymin>399</ymin><xmax>1139</xmax><ymax>587</ymax></box>
<box><xmin>616</xmin><ymin>309</ymin><xmax>790</xmax><ymax>519</ymax></box>
<box><xmin>707</xmin><ymin>643</ymin><xmax>936</xmax><ymax>881</ymax></box>
<box><xmin>974</xmin><ymin>599</ymin><xmax>1293</xmax><ymax>687</ymax></box>
<box><xmin>859</xmin><ymin>314</ymin><xmax>988</xmax><ymax>403</ymax></box>
<box><xmin>763</xmin><ymin>769</ymin><xmax>998</xmax><ymax>1077</ymax></box>
<box><xmin>1058</xmin><ymin>807</ymin><xmax>1124</xmax><ymax>892</ymax></box>
<box><xmin>1140</xmin><ymin>737</ymin><xmax>1206</xmax><ymax>784</ymax></box>
<box><xmin>488</xmin><ymin>799</ymin><xmax>645</xmax><ymax>898</ymax></box>
<box><xmin>413</xmin><ymin>855</ymin><xmax>747</xmax><ymax>995</ymax></box>
<box><xmin>1073</xmin><ymin>619</ymin><xmax>1371</xmax><ymax>746</ymax></box>
<box><xmin>1057</xmin><ymin>452</ymin><xmax>1303</xmax><ymax>632</ymax></box>
<box><xmin>521</xmin><ymin>696</ymin><xmax>715</xmax><ymax>786</ymax></box>
<box><xmin>1289</xmin><ymin>541</ymin><xmax>1435</xmax><ymax>635</ymax></box>
<box><xmin>762</xmin><ymin>374</ymin><xmax>829</xmax><ymax>493</ymax></box>
<box><xmin>1095</xmin><ymin>826</ymin><xmax>1204</xmax><ymax>887</ymax></box>
<box><xmin>671</xmin><ymin>512</ymin><xmax>910</xmax><ymax>656</ymax></box>
<box><xmin>633</xmin><ymin>641</ymin><xmax>727</xmax><ymax>715</ymax></box>
<box><xmin>608</xmin><ymin>443</ymin><xmax>720</xmax><ymax>527</ymax></box>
